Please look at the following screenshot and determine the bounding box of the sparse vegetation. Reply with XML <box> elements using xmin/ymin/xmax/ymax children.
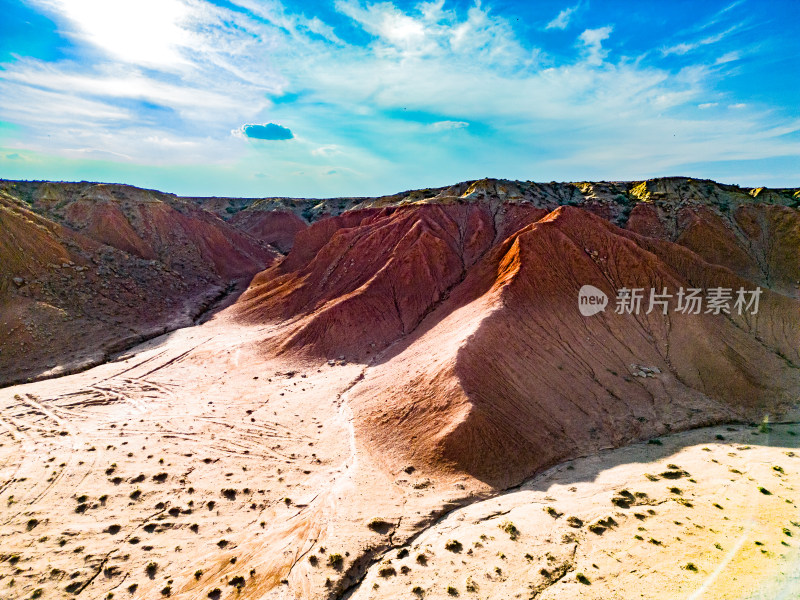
<box><xmin>545</xmin><ymin>506</ymin><xmax>563</xmax><ymax>519</ymax></box>
<box><xmin>444</xmin><ymin>539</ymin><xmax>463</xmax><ymax>553</ymax></box>
<box><xmin>368</xmin><ymin>518</ymin><xmax>393</xmax><ymax>534</ymax></box>
<box><xmin>328</xmin><ymin>553</ymin><xmax>344</xmax><ymax>568</ymax></box>
<box><xmin>567</xmin><ymin>516</ymin><xmax>583</xmax><ymax>528</ymax></box>
<box><xmin>378</xmin><ymin>564</ymin><xmax>396</xmax><ymax>578</ymax></box>
<box><xmin>500</xmin><ymin>521</ymin><xmax>519</xmax><ymax>540</ymax></box>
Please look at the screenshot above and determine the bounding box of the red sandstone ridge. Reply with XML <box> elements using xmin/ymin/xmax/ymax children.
<box><xmin>347</xmin><ymin>207</ymin><xmax>799</xmax><ymax>487</ymax></box>
<box><xmin>0</xmin><ymin>181</ymin><xmax>279</xmax><ymax>385</ymax></box>
<box><xmin>232</xmin><ymin>178</ymin><xmax>800</xmax><ymax>488</ymax></box>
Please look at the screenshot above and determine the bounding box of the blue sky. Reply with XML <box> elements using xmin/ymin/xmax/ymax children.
<box><xmin>0</xmin><ymin>0</ymin><xmax>798</xmax><ymax>197</ymax></box>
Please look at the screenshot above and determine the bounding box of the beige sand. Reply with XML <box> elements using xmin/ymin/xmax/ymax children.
<box><xmin>351</xmin><ymin>424</ymin><xmax>800</xmax><ymax>600</ymax></box>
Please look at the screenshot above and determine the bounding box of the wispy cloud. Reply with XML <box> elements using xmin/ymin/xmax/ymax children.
<box><xmin>429</xmin><ymin>120</ymin><xmax>469</xmax><ymax>131</ymax></box>
<box><xmin>546</xmin><ymin>4</ymin><xmax>579</xmax><ymax>30</ymax></box>
<box><xmin>661</xmin><ymin>23</ymin><xmax>743</xmax><ymax>56</ymax></box>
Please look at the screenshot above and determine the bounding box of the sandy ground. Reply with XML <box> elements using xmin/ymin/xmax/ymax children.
<box><xmin>0</xmin><ymin>311</ymin><xmax>477</xmax><ymax>600</ymax></box>
<box><xmin>350</xmin><ymin>423</ymin><xmax>800</xmax><ymax>600</ymax></box>
<box><xmin>0</xmin><ymin>312</ymin><xmax>361</xmax><ymax>600</ymax></box>
<box><xmin>1</xmin><ymin>307</ymin><xmax>798</xmax><ymax>600</ymax></box>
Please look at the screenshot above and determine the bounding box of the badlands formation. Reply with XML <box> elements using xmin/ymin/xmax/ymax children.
<box><xmin>0</xmin><ymin>177</ymin><xmax>798</xmax><ymax>599</ymax></box>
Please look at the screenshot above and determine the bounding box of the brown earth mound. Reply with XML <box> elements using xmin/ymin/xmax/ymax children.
<box><xmin>0</xmin><ymin>182</ymin><xmax>278</xmax><ymax>385</ymax></box>
<box><xmin>348</xmin><ymin>207</ymin><xmax>800</xmax><ymax>487</ymax></box>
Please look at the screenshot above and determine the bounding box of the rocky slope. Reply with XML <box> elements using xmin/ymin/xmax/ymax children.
<box><xmin>234</xmin><ymin>177</ymin><xmax>800</xmax><ymax>488</ymax></box>
<box><xmin>0</xmin><ymin>181</ymin><xmax>278</xmax><ymax>385</ymax></box>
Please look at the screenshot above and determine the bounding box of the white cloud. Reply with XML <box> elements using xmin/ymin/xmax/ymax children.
<box><xmin>312</xmin><ymin>145</ymin><xmax>343</xmax><ymax>157</ymax></box>
<box><xmin>579</xmin><ymin>26</ymin><xmax>612</xmax><ymax>65</ymax></box>
<box><xmin>698</xmin><ymin>102</ymin><xmax>719</xmax><ymax>109</ymax></box>
<box><xmin>661</xmin><ymin>24</ymin><xmax>742</xmax><ymax>57</ymax></box>
<box><xmin>429</xmin><ymin>120</ymin><xmax>469</xmax><ymax>131</ymax></box>
<box><xmin>715</xmin><ymin>50</ymin><xmax>740</xmax><ymax>64</ymax></box>
<box><xmin>546</xmin><ymin>5</ymin><xmax>578</xmax><ymax>30</ymax></box>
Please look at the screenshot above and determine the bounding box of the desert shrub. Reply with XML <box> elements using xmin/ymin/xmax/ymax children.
<box><xmin>500</xmin><ymin>521</ymin><xmax>519</xmax><ymax>540</ymax></box>
<box><xmin>328</xmin><ymin>553</ymin><xmax>344</xmax><ymax>568</ymax></box>
<box><xmin>368</xmin><ymin>518</ymin><xmax>393</xmax><ymax>534</ymax></box>
<box><xmin>378</xmin><ymin>565</ymin><xmax>396</xmax><ymax>578</ymax></box>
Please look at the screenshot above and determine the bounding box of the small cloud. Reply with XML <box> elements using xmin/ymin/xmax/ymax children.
<box><xmin>729</xmin><ymin>103</ymin><xmax>747</xmax><ymax>109</ymax></box>
<box><xmin>429</xmin><ymin>120</ymin><xmax>469</xmax><ymax>131</ymax></box>
<box><xmin>312</xmin><ymin>145</ymin><xmax>342</xmax><ymax>157</ymax></box>
<box><xmin>5</xmin><ymin>153</ymin><xmax>21</xmax><ymax>160</ymax></box>
<box><xmin>715</xmin><ymin>51</ymin><xmax>740</xmax><ymax>64</ymax></box>
<box><xmin>698</xmin><ymin>102</ymin><xmax>718</xmax><ymax>109</ymax></box>
<box><xmin>235</xmin><ymin>123</ymin><xmax>294</xmax><ymax>141</ymax></box>
<box><xmin>546</xmin><ymin>5</ymin><xmax>578</xmax><ymax>30</ymax></box>
<box><xmin>661</xmin><ymin>42</ymin><xmax>693</xmax><ymax>56</ymax></box>
<box><xmin>579</xmin><ymin>26</ymin><xmax>612</xmax><ymax>65</ymax></box>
